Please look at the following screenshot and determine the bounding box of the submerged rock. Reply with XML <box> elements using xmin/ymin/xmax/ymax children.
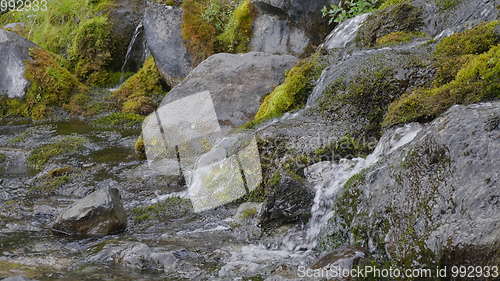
<box><xmin>160</xmin><ymin>52</ymin><xmax>297</xmax><ymax>128</ymax></box>
<box><xmin>52</xmin><ymin>187</ymin><xmax>127</xmax><ymax>236</ymax></box>
<box><xmin>144</xmin><ymin>1</ymin><xmax>193</xmax><ymax>86</ymax></box>
<box><xmin>0</xmin><ymin>29</ymin><xmax>36</xmax><ymax>99</ymax></box>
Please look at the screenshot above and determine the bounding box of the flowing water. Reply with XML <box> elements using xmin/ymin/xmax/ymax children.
<box><xmin>119</xmin><ymin>22</ymin><xmax>144</xmax><ymax>84</ymax></box>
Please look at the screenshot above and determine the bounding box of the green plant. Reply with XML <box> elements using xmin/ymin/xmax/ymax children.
<box><xmin>28</xmin><ymin>136</ymin><xmax>87</xmax><ymax>171</ymax></box>
<box><xmin>321</xmin><ymin>0</ymin><xmax>380</xmax><ymax>24</ymax></box>
<box><xmin>217</xmin><ymin>0</ymin><xmax>256</xmax><ymax>53</ymax></box>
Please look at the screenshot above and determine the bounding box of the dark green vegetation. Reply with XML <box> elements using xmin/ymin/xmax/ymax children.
<box><xmin>321</xmin><ymin>0</ymin><xmax>380</xmax><ymax>24</ymax></box>
<box><xmin>383</xmin><ymin>21</ymin><xmax>499</xmax><ymax>127</ymax></box>
<box><xmin>113</xmin><ymin>57</ymin><xmax>168</xmax><ymax>115</ymax></box>
<box><xmin>245</xmin><ymin>54</ymin><xmax>325</xmax><ymax>127</ymax></box>
<box><xmin>132</xmin><ymin>197</ymin><xmax>192</xmax><ymax>223</ymax></box>
<box><xmin>181</xmin><ymin>0</ymin><xmax>256</xmax><ymax>65</ymax></box>
<box><xmin>27</xmin><ymin>136</ymin><xmax>87</xmax><ymax>171</ymax></box>
<box><xmin>92</xmin><ymin>112</ymin><xmax>145</xmax><ymax>129</ymax></box>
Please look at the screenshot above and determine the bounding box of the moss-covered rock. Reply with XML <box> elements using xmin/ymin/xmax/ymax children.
<box><xmin>245</xmin><ymin>53</ymin><xmax>324</xmax><ymax>127</ymax></box>
<box><xmin>357</xmin><ymin>3</ymin><xmax>423</xmax><ymax>48</ymax></box>
<box><xmin>132</xmin><ymin>197</ymin><xmax>192</xmax><ymax>223</ymax></box>
<box><xmin>28</xmin><ymin>136</ymin><xmax>87</xmax><ymax>171</ymax></box>
<box><xmin>383</xmin><ymin>22</ymin><xmax>499</xmax><ymax>127</ymax></box>
<box><xmin>113</xmin><ymin>57</ymin><xmax>168</xmax><ymax>115</ymax></box>
<box><xmin>375</xmin><ymin>31</ymin><xmax>427</xmax><ymax>47</ymax></box>
<box><xmin>7</xmin><ymin>48</ymin><xmax>88</xmax><ymax>120</ymax></box>
<box><xmin>92</xmin><ymin>112</ymin><xmax>145</xmax><ymax>128</ymax></box>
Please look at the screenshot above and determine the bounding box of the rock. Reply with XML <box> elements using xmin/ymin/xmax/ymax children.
<box><xmin>250</xmin><ymin>0</ymin><xmax>336</xmax><ymax>56</ymax></box>
<box><xmin>311</xmin><ymin>246</ymin><xmax>366</xmax><ymax>270</ymax></box>
<box><xmin>0</xmin><ymin>29</ymin><xmax>36</xmax><ymax>99</ymax></box>
<box><xmin>249</xmin><ymin>13</ymin><xmax>310</xmax><ymax>56</ymax></box>
<box><xmin>108</xmin><ymin>0</ymin><xmax>146</xmax><ymax>72</ymax></box>
<box><xmin>258</xmin><ymin>175</ymin><xmax>315</xmax><ymax>230</ymax></box>
<box><xmin>52</xmin><ymin>187</ymin><xmax>127</xmax><ymax>236</ymax></box>
<box><xmin>144</xmin><ymin>1</ymin><xmax>193</xmax><ymax>86</ymax></box>
<box><xmin>234</xmin><ymin>202</ymin><xmax>263</xmax><ymax>223</ymax></box>
<box><xmin>321</xmin><ymin>13</ymin><xmax>370</xmax><ymax>51</ymax></box>
<box><xmin>159</xmin><ymin>52</ymin><xmax>297</xmax><ymax>128</ymax></box>
<box><xmin>321</xmin><ymin>102</ymin><xmax>500</xmax><ymax>268</ymax></box>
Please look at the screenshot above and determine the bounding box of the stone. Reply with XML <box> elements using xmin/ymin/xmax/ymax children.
<box><xmin>0</xmin><ymin>29</ymin><xmax>36</xmax><ymax>99</ymax></box>
<box><xmin>51</xmin><ymin>187</ymin><xmax>127</xmax><ymax>236</ymax></box>
<box><xmin>159</xmin><ymin>52</ymin><xmax>297</xmax><ymax>128</ymax></box>
<box><xmin>144</xmin><ymin>1</ymin><xmax>193</xmax><ymax>86</ymax></box>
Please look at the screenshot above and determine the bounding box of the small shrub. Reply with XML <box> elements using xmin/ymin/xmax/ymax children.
<box><xmin>321</xmin><ymin>0</ymin><xmax>380</xmax><ymax>24</ymax></box>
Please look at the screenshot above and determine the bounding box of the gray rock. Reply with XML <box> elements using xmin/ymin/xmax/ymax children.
<box><xmin>1</xmin><ymin>277</ymin><xmax>37</xmax><ymax>281</ymax></box>
<box><xmin>234</xmin><ymin>202</ymin><xmax>263</xmax><ymax>223</ymax></box>
<box><xmin>321</xmin><ymin>102</ymin><xmax>500</xmax><ymax>267</ymax></box>
<box><xmin>250</xmin><ymin>0</ymin><xmax>337</xmax><ymax>56</ymax></box>
<box><xmin>144</xmin><ymin>1</ymin><xmax>193</xmax><ymax>86</ymax></box>
<box><xmin>0</xmin><ymin>29</ymin><xmax>36</xmax><ymax>99</ymax></box>
<box><xmin>321</xmin><ymin>13</ymin><xmax>370</xmax><ymax>51</ymax></box>
<box><xmin>52</xmin><ymin>187</ymin><xmax>127</xmax><ymax>236</ymax></box>
<box><xmin>160</xmin><ymin>52</ymin><xmax>297</xmax><ymax>128</ymax></box>
<box><xmin>108</xmin><ymin>0</ymin><xmax>146</xmax><ymax>72</ymax></box>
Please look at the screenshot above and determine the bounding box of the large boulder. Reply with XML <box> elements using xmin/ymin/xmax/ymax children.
<box><xmin>52</xmin><ymin>187</ymin><xmax>127</xmax><ymax>236</ymax></box>
<box><xmin>144</xmin><ymin>1</ymin><xmax>193</xmax><ymax>86</ymax></box>
<box><xmin>319</xmin><ymin>102</ymin><xmax>500</xmax><ymax>268</ymax></box>
<box><xmin>250</xmin><ymin>0</ymin><xmax>337</xmax><ymax>56</ymax></box>
<box><xmin>159</xmin><ymin>52</ymin><xmax>297</xmax><ymax>128</ymax></box>
<box><xmin>0</xmin><ymin>29</ymin><xmax>36</xmax><ymax>99</ymax></box>
<box><xmin>108</xmin><ymin>0</ymin><xmax>146</xmax><ymax>72</ymax></box>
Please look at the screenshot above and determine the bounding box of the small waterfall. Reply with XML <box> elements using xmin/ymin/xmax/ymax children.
<box><xmin>301</xmin><ymin>123</ymin><xmax>422</xmax><ymax>250</ymax></box>
<box><xmin>119</xmin><ymin>21</ymin><xmax>144</xmax><ymax>84</ymax></box>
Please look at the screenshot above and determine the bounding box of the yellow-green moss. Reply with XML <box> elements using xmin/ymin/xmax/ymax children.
<box><xmin>93</xmin><ymin>112</ymin><xmax>145</xmax><ymax>128</ymax></box>
<box><xmin>217</xmin><ymin>0</ymin><xmax>256</xmax><ymax>53</ymax></box>
<box><xmin>28</xmin><ymin>136</ymin><xmax>87</xmax><ymax>171</ymax></box>
<box><xmin>22</xmin><ymin>48</ymin><xmax>88</xmax><ymax>120</ymax></box>
<box><xmin>433</xmin><ymin>21</ymin><xmax>498</xmax><ymax>86</ymax></box>
<box><xmin>0</xmin><ymin>153</ymin><xmax>6</xmax><ymax>163</ymax></box>
<box><xmin>436</xmin><ymin>0</ymin><xmax>462</xmax><ymax>11</ymax></box>
<box><xmin>378</xmin><ymin>0</ymin><xmax>408</xmax><ymax>9</ymax></box>
<box><xmin>69</xmin><ymin>15</ymin><xmax>113</xmax><ymax>86</ymax></box>
<box><xmin>375</xmin><ymin>31</ymin><xmax>427</xmax><ymax>47</ymax></box>
<box><xmin>245</xmin><ymin>54</ymin><xmax>325</xmax><ymax>127</ymax></box>
<box><xmin>134</xmin><ymin>135</ymin><xmax>146</xmax><ymax>159</ymax></box>
<box><xmin>383</xmin><ymin>44</ymin><xmax>500</xmax><ymax>127</ymax></box>
<box><xmin>113</xmin><ymin>57</ymin><xmax>167</xmax><ymax>115</ymax></box>
<box><xmin>181</xmin><ymin>0</ymin><xmax>255</xmax><ymax>64</ymax></box>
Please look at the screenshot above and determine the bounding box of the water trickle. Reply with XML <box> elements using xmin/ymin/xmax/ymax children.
<box><xmin>119</xmin><ymin>21</ymin><xmax>144</xmax><ymax>84</ymax></box>
<box><xmin>301</xmin><ymin>123</ymin><xmax>422</xmax><ymax>250</ymax></box>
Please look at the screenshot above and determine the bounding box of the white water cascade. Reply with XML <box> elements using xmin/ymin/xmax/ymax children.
<box><xmin>119</xmin><ymin>21</ymin><xmax>144</xmax><ymax>83</ymax></box>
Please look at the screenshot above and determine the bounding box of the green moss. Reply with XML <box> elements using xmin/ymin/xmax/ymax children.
<box><xmin>319</xmin><ymin>67</ymin><xmax>402</xmax><ymax>137</ymax></box>
<box><xmin>241</xmin><ymin>207</ymin><xmax>258</xmax><ymax>219</ymax></box>
<box><xmin>383</xmin><ymin>25</ymin><xmax>500</xmax><ymax>127</ymax></box>
<box><xmin>217</xmin><ymin>0</ymin><xmax>255</xmax><ymax>53</ymax></box>
<box><xmin>69</xmin><ymin>15</ymin><xmax>113</xmax><ymax>86</ymax></box>
<box><xmin>245</xmin><ymin>53</ymin><xmax>325</xmax><ymax>128</ymax></box>
<box><xmin>378</xmin><ymin>0</ymin><xmax>408</xmax><ymax>9</ymax></box>
<box><xmin>134</xmin><ymin>135</ymin><xmax>146</xmax><ymax>159</ymax></box>
<box><xmin>313</xmin><ymin>135</ymin><xmax>373</xmax><ymax>163</ymax></box>
<box><xmin>0</xmin><ymin>153</ymin><xmax>6</xmax><ymax>163</ymax></box>
<box><xmin>375</xmin><ymin>31</ymin><xmax>427</xmax><ymax>47</ymax></box>
<box><xmin>113</xmin><ymin>57</ymin><xmax>167</xmax><ymax>115</ymax></box>
<box><xmin>132</xmin><ymin>197</ymin><xmax>192</xmax><ymax>223</ymax></box>
<box><xmin>92</xmin><ymin>112</ymin><xmax>145</xmax><ymax>128</ymax></box>
<box><xmin>28</xmin><ymin>136</ymin><xmax>87</xmax><ymax>171</ymax></box>
<box><xmin>433</xmin><ymin>21</ymin><xmax>498</xmax><ymax>86</ymax></box>
<box><xmin>357</xmin><ymin>3</ymin><xmax>423</xmax><ymax>48</ymax></box>
<box><xmin>181</xmin><ymin>0</ymin><xmax>255</xmax><ymax>64</ymax></box>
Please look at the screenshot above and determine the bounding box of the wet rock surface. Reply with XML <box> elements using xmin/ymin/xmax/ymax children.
<box><xmin>0</xmin><ymin>30</ymin><xmax>36</xmax><ymax>99</ymax></box>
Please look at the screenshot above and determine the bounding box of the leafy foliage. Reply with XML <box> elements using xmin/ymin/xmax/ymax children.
<box><xmin>321</xmin><ymin>0</ymin><xmax>380</xmax><ymax>24</ymax></box>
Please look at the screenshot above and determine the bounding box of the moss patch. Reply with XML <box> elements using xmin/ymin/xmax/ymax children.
<box><xmin>28</xmin><ymin>136</ymin><xmax>87</xmax><ymax>171</ymax></box>
<box><xmin>245</xmin><ymin>53</ymin><xmax>325</xmax><ymax>127</ymax></box>
<box><xmin>134</xmin><ymin>135</ymin><xmax>146</xmax><ymax>159</ymax></box>
<box><xmin>375</xmin><ymin>31</ymin><xmax>427</xmax><ymax>47</ymax></box>
<box><xmin>384</xmin><ymin>44</ymin><xmax>500</xmax><ymax>126</ymax></box>
<box><xmin>383</xmin><ymin>22</ymin><xmax>499</xmax><ymax>127</ymax></box>
<box><xmin>0</xmin><ymin>153</ymin><xmax>6</xmax><ymax>163</ymax></box>
<box><xmin>92</xmin><ymin>112</ymin><xmax>145</xmax><ymax>128</ymax></box>
<box><xmin>132</xmin><ymin>197</ymin><xmax>192</xmax><ymax>223</ymax></box>
<box><xmin>436</xmin><ymin>0</ymin><xmax>462</xmax><ymax>11</ymax></box>
<box><xmin>113</xmin><ymin>57</ymin><xmax>168</xmax><ymax>115</ymax></box>
<box><xmin>378</xmin><ymin>0</ymin><xmax>408</xmax><ymax>10</ymax></box>
<box><xmin>181</xmin><ymin>0</ymin><xmax>255</xmax><ymax>65</ymax></box>
<box><xmin>357</xmin><ymin>3</ymin><xmax>423</xmax><ymax>48</ymax></box>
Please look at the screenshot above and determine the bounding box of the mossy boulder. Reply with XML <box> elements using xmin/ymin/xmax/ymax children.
<box><xmin>383</xmin><ymin>21</ymin><xmax>499</xmax><ymax>127</ymax></box>
<box><xmin>319</xmin><ymin>102</ymin><xmax>500</xmax><ymax>271</ymax></box>
<box><xmin>113</xmin><ymin>57</ymin><xmax>168</xmax><ymax>115</ymax></box>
